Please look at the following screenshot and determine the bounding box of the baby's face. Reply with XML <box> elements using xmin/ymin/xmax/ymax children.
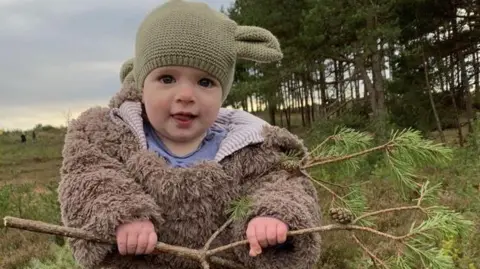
<box><xmin>142</xmin><ymin>66</ymin><xmax>223</xmax><ymax>144</ymax></box>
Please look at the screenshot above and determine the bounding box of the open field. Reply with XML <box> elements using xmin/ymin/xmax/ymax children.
<box><xmin>0</xmin><ymin>123</ymin><xmax>479</xmax><ymax>268</ymax></box>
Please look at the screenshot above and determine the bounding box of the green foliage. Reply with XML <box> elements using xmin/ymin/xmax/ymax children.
<box><xmin>226</xmin><ymin>197</ymin><xmax>253</xmax><ymax>221</ymax></box>
<box><xmin>385</xmin><ymin>129</ymin><xmax>452</xmax><ymax>194</ymax></box>
<box><xmin>303</xmin><ymin>124</ymin><xmax>476</xmax><ymax>269</ymax></box>
<box><xmin>390</xmin><ymin>207</ymin><xmax>473</xmax><ymax>269</ymax></box>
<box><xmin>0</xmin><ymin>182</ymin><xmax>63</xmax><ymax>269</ymax></box>
<box><xmin>308</xmin><ymin>126</ymin><xmax>452</xmax><ymax>191</ymax></box>
<box><xmin>22</xmin><ymin>244</ymin><xmax>81</xmax><ymax>269</ymax></box>
<box><xmin>0</xmin><ymin>182</ymin><xmax>60</xmax><ymax>226</ymax></box>
<box><xmin>309</xmin><ymin>126</ymin><xmax>373</xmax><ymax>179</ymax></box>
<box><xmin>304</xmin><ymin>113</ymin><xmax>371</xmax><ymax>146</ymax></box>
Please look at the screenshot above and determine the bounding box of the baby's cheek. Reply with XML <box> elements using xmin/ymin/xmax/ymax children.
<box><xmin>203</xmin><ymin>110</ymin><xmax>220</xmax><ymax>125</ymax></box>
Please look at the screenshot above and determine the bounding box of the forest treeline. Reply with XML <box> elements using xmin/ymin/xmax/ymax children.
<box><xmin>223</xmin><ymin>0</ymin><xmax>480</xmax><ymax>144</ymax></box>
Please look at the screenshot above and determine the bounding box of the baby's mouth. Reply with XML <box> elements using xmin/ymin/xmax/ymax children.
<box><xmin>171</xmin><ymin>112</ymin><xmax>198</xmax><ymax>123</ymax></box>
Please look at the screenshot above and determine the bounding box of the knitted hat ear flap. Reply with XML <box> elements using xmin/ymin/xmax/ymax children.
<box><xmin>120</xmin><ymin>58</ymin><xmax>135</xmax><ymax>83</ymax></box>
<box><xmin>235</xmin><ymin>26</ymin><xmax>283</xmax><ymax>63</ymax></box>
<box><xmin>108</xmin><ymin>58</ymin><xmax>142</xmax><ymax>108</ymax></box>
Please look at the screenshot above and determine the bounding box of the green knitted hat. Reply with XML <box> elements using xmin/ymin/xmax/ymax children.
<box><xmin>133</xmin><ymin>0</ymin><xmax>283</xmax><ymax>102</ymax></box>
<box><xmin>120</xmin><ymin>58</ymin><xmax>134</xmax><ymax>83</ymax></box>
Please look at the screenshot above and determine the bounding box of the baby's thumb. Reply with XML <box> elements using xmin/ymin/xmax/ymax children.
<box><xmin>246</xmin><ymin>227</ymin><xmax>262</xmax><ymax>256</ymax></box>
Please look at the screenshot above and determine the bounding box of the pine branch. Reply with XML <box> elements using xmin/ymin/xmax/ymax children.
<box><xmin>4</xmin><ymin>194</ymin><xmax>472</xmax><ymax>269</ymax></box>
<box><xmin>4</xmin><ymin>213</ymin><xmax>432</xmax><ymax>259</ymax></box>
<box><xmin>301</xmin><ymin>134</ymin><xmax>335</xmax><ymax>164</ymax></box>
<box><xmin>352</xmin><ymin>206</ymin><xmax>424</xmax><ymax>224</ymax></box>
<box><xmin>3</xmin><ymin>216</ymin><xmax>239</xmax><ymax>268</ymax></box>
<box><xmin>352</xmin><ymin>233</ymin><xmax>389</xmax><ymax>269</ymax></box>
<box><xmin>303</xmin><ymin>142</ymin><xmax>393</xmax><ymax>169</ymax></box>
<box><xmin>201</xmin><ymin>260</ymin><xmax>210</xmax><ymax>269</ymax></box>
<box><xmin>300</xmin><ymin>170</ymin><xmax>349</xmax><ymax>205</ymax></box>
<box><xmin>208</xmin><ymin>257</ymin><xmax>245</xmax><ymax>269</ymax></box>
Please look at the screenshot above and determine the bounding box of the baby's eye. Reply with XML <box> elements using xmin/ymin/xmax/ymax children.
<box><xmin>158</xmin><ymin>75</ymin><xmax>175</xmax><ymax>84</ymax></box>
<box><xmin>198</xmin><ymin>78</ymin><xmax>215</xmax><ymax>88</ymax></box>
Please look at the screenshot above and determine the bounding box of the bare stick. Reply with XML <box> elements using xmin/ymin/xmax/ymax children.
<box><xmin>206</xmin><ymin>223</ymin><xmax>414</xmax><ymax>256</ymax></box>
<box><xmin>5</xmin><ymin>215</ymin><xmax>419</xmax><ymax>259</ymax></box>
<box><xmin>4</xmin><ymin>216</ymin><xmax>248</xmax><ymax>268</ymax></box>
<box><xmin>201</xmin><ymin>260</ymin><xmax>210</xmax><ymax>269</ymax></box>
<box><xmin>203</xmin><ymin>218</ymin><xmax>233</xmax><ymax>251</ymax></box>
<box><xmin>5</xmin><ymin>216</ymin><xmax>200</xmax><ymax>262</ymax></box>
<box><xmin>4</xmin><ymin>216</ymin><xmax>111</xmax><ymax>245</ymax></box>
<box><xmin>209</xmin><ymin>257</ymin><xmax>246</xmax><ymax>269</ymax></box>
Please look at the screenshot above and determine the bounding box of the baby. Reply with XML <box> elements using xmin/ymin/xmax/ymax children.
<box><xmin>58</xmin><ymin>1</ymin><xmax>322</xmax><ymax>268</ymax></box>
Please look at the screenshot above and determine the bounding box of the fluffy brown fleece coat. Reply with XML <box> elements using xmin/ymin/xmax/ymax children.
<box><xmin>58</xmin><ymin>78</ymin><xmax>322</xmax><ymax>269</ymax></box>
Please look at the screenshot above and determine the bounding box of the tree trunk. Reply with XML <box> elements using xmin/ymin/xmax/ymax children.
<box><xmin>334</xmin><ymin>61</ymin><xmax>340</xmax><ymax>101</ymax></box>
<box><xmin>458</xmin><ymin>49</ymin><xmax>474</xmax><ymax>133</ymax></box>
<box><xmin>268</xmin><ymin>100</ymin><xmax>276</xmax><ymax>126</ymax></box>
<box><xmin>302</xmin><ymin>73</ymin><xmax>312</xmax><ymax>127</ymax></box>
<box><xmin>355</xmin><ymin>53</ymin><xmax>377</xmax><ymax>116</ymax></box>
<box><xmin>339</xmin><ymin>62</ymin><xmax>345</xmax><ymax>102</ymax></box>
<box><xmin>319</xmin><ymin>61</ymin><xmax>328</xmax><ymax>107</ymax></box>
<box><xmin>371</xmin><ymin>41</ymin><xmax>386</xmax><ymax>119</ymax></box>
<box><xmin>249</xmin><ymin>96</ymin><xmax>254</xmax><ymax>113</ymax></box>
<box><xmin>447</xmin><ymin>54</ymin><xmax>464</xmax><ymax>146</ymax></box>
<box><xmin>474</xmin><ymin>50</ymin><xmax>480</xmax><ymax>96</ymax></box>
<box><xmin>424</xmin><ymin>51</ymin><xmax>445</xmax><ymax>144</ymax></box>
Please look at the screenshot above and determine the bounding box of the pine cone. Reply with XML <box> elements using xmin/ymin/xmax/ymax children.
<box><xmin>280</xmin><ymin>160</ymin><xmax>301</xmax><ymax>172</ymax></box>
<box><xmin>329</xmin><ymin>207</ymin><xmax>354</xmax><ymax>224</ymax></box>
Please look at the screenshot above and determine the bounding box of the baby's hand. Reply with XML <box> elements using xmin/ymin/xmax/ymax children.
<box><xmin>246</xmin><ymin>216</ymin><xmax>288</xmax><ymax>257</ymax></box>
<box><xmin>115</xmin><ymin>219</ymin><xmax>157</xmax><ymax>255</ymax></box>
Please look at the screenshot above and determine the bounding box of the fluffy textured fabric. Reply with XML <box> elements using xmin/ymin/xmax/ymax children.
<box><xmin>133</xmin><ymin>0</ymin><xmax>283</xmax><ymax>101</ymax></box>
<box><xmin>58</xmin><ymin>76</ymin><xmax>322</xmax><ymax>269</ymax></box>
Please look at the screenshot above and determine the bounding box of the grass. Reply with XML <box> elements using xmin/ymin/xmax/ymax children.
<box><xmin>0</xmin><ymin>119</ymin><xmax>478</xmax><ymax>268</ymax></box>
<box><xmin>0</xmin><ymin>129</ymin><xmax>67</xmax><ymax>269</ymax></box>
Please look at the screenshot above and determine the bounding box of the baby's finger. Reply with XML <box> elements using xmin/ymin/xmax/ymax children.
<box><xmin>126</xmin><ymin>232</ymin><xmax>138</xmax><ymax>255</ymax></box>
<box><xmin>246</xmin><ymin>225</ymin><xmax>262</xmax><ymax>256</ymax></box>
<box><xmin>145</xmin><ymin>232</ymin><xmax>158</xmax><ymax>254</ymax></box>
<box><xmin>256</xmin><ymin>224</ymin><xmax>268</xmax><ymax>248</ymax></box>
<box><xmin>135</xmin><ymin>232</ymin><xmax>149</xmax><ymax>255</ymax></box>
<box><xmin>277</xmin><ymin>223</ymin><xmax>288</xmax><ymax>244</ymax></box>
<box><xmin>117</xmin><ymin>231</ymin><xmax>128</xmax><ymax>255</ymax></box>
<box><xmin>266</xmin><ymin>224</ymin><xmax>278</xmax><ymax>246</ymax></box>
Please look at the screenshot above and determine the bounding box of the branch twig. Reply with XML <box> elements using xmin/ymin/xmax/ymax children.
<box><xmin>300</xmin><ymin>170</ymin><xmax>349</xmax><ymax>205</ymax></box>
<box><xmin>203</xmin><ymin>218</ymin><xmax>233</xmax><ymax>252</ymax></box>
<box><xmin>301</xmin><ymin>135</ymin><xmax>335</xmax><ymax>164</ymax></box>
<box><xmin>4</xmin><ymin>215</ymin><xmax>421</xmax><ymax>268</ymax></box>
<box><xmin>302</xmin><ymin>141</ymin><xmax>394</xmax><ymax>170</ymax></box>
<box><xmin>353</xmin><ymin>206</ymin><xmax>423</xmax><ymax>224</ymax></box>
<box><xmin>352</xmin><ymin>233</ymin><xmax>390</xmax><ymax>269</ymax></box>
<box><xmin>3</xmin><ymin>216</ymin><xmax>240</xmax><ymax>268</ymax></box>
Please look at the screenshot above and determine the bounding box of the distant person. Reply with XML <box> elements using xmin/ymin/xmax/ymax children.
<box><xmin>20</xmin><ymin>133</ymin><xmax>26</xmax><ymax>143</ymax></box>
<box><xmin>57</xmin><ymin>1</ymin><xmax>322</xmax><ymax>269</ymax></box>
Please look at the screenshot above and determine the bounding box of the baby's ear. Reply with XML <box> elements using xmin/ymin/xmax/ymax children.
<box><xmin>235</xmin><ymin>26</ymin><xmax>283</xmax><ymax>63</ymax></box>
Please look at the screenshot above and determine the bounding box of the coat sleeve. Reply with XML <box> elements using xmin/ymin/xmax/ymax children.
<box><xmin>230</xmin><ymin>168</ymin><xmax>322</xmax><ymax>269</ymax></box>
<box><xmin>58</xmin><ymin>107</ymin><xmax>163</xmax><ymax>269</ymax></box>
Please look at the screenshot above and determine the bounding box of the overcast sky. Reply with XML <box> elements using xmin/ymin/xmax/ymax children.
<box><xmin>0</xmin><ymin>0</ymin><xmax>233</xmax><ymax>130</ymax></box>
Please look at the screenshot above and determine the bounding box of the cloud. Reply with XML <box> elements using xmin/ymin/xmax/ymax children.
<box><xmin>0</xmin><ymin>0</ymin><xmax>234</xmax><ymax>130</ymax></box>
